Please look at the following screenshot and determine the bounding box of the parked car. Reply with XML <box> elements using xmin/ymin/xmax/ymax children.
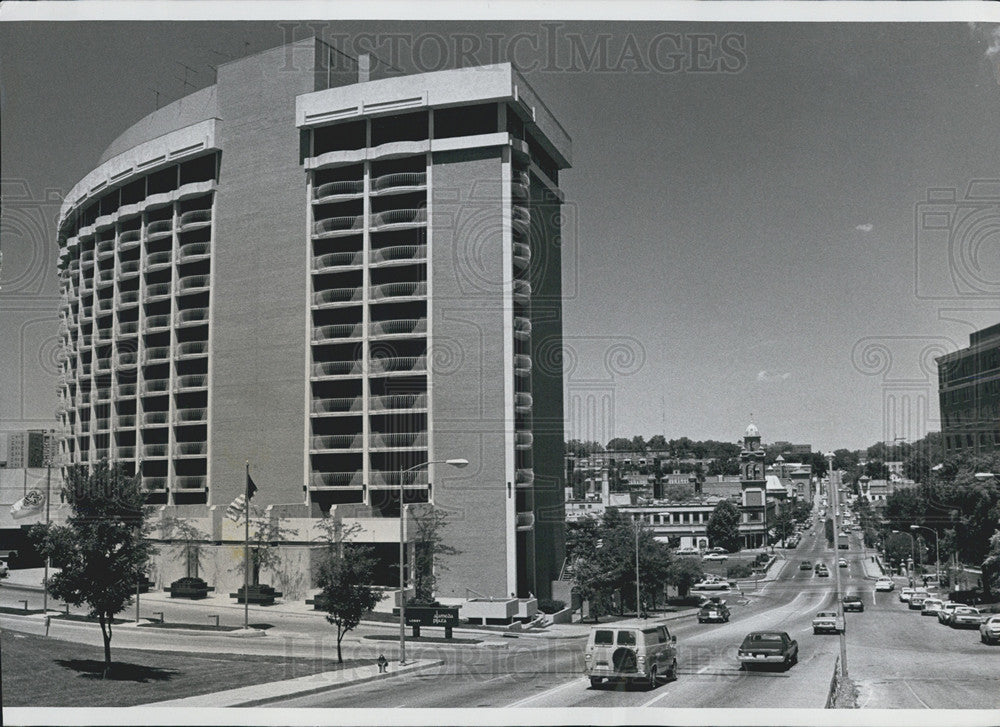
<box><xmin>816</xmin><ymin>567</ymin><xmax>829</xmax><ymax>578</ymax></box>
<box><xmin>702</xmin><ymin>552</ymin><xmax>728</xmax><ymax>562</ymax></box>
<box><xmin>838</xmin><ymin>558</ymin><xmax>848</xmax><ymax>568</ymax></box>
<box><xmin>814</xmin><ymin>562</ymin><xmax>825</xmax><ymax>571</ymax></box>
<box><xmin>842</xmin><ymin>595</ymin><xmax>864</xmax><ymax>612</ymax></box>
<box><xmin>899</xmin><ymin>588</ymin><xmax>914</xmax><ymax>603</ymax></box>
<box><xmin>708</xmin><ymin>547</ymin><xmax>728</xmax><ymax>554</ymax></box>
<box><xmin>875</xmin><ymin>577</ymin><xmax>894</xmax><ymax>592</ymax></box>
<box><xmin>980</xmin><ymin>614</ymin><xmax>1000</xmax><ymax>644</ymax></box>
<box><xmin>0</xmin><ymin>560</ymin><xmax>8</xmax><ymax>578</ymax></box>
<box><xmin>738</xmin><ymin>631</ymin><xmax>798</xmax><ymax>670</ymax></box>
<box><xmin>698</xmin><ymin>601</ymin><xmax>731</xmax><ymax>623</ymax></box>
<box><xmin>800</xmin><ymin>560</ymin><xmax>813</xmax><ymax>570</ymax></box>
<box><xmin>692</xmin><ymin>578</ymin><xmax>733</xmax><ymax>592</ymax></box>
<box><xmin>938</xmin><ymin>601</ymin><xmax>962</xmax><ymax>625</ymax></box>
<box><xmin>950</xmin><ymin>606</ymin><xmax>983</xmax><ymax>629</ymax></box>
<box><xmin>921</xmin><ymin>598</ymin><xmax>944</xmax><ymax>616</ymax></box>
<box><xmin>675</xmin><ymin>546</ymin><xmax>699</xmax><ymax>556</ymax></box>
<box><xmin>584</xmin><ymin>620</ymin><xmax>678</xmax><ymax>689</ymax></box>
<box><xmin>909</xmin><ymin>591</ymin><xmax>929</xmax><ymax>610</ymax></box>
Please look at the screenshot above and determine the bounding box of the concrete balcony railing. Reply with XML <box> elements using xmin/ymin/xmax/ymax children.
<box><xmin>312</xmin><ymin>287</ymin><xmax>363</xmax><ymax>307</ymax></box>
<box><xmin>516</xmin><ymin>512</ymin><xmax>535</xmax><ymax>531</ymax></box>
<box><xmin>369</xmin><ymin>393</ymin><xmax>428</xmax><ymax>412</ymax></box>
<box><xmin>175</xmin><ymin>309</ymin><xmax>209</xmax><ymax>327</ymax></box>
<box><xmin>81</xmin><ymin>250</ymin><xmax>95</xmax><ymax>266</ymax></box>
<box><xmin>119</xmin><ymin>259</ymin><xmax>140</xmax><ymax>277</ymax></box>
<box><xmin>513</xmin><ymin>170</ymin><xmax>530</xmax><ymax>187</ymax></box>
<box><xmin>513</xmin><ymin>316</ymin><xmax>532</xmax><ymax>340</ymax></box>
<box><xmin>513</xmin><ymin>280</ymin><xmax>532</xmax><ymax>305</ymax></box>
<box><xmin>370</xmin><ymin>245</ymin><xmax>426</xmax><ymax>265</ymax></box>
<box><xmin>173</xmin><ymin>441</ymin><xmax>207</xmax><ymax>456</ymax></box>
<box><xmin>513</xmin><ymin>243</ymin><xmax>531</xmax><ymax>269</ymax></box>
<box><xmin>96</xmin><ymin>241</ymin><xmax>115</xmax><ymax>260</ymax></box>
<box><xmin>79</xmin><ymin>391</ymin><xmax>92</xmax><ymax>405</ymax></box>
<box><xmin>370</xmin><ymin>432</ymin><xmax>428</xmax><ymax>450</ymax></box>
<box><xmin>177</xmin><ymin>275</ymin><xmax>210</xmax><ymax>294</ymax></box>
<box><xmin>313</xmin><ymin>180</ymin><xmax>364</xmax><ymax>201</ymax></box>
<box><xmin>310</xmin><ymin>472</ymin><xmax>364</xmax><ymax>489</ymax></box>
<box><xmin>118</xmin><ymin>289</ymin><xmax>140</xmax><ymax>307</ymax></box>
<box><xmin>312</xmin><ymin>323</ymin><xmax>363</xmax><ymax>342</ymax></box>
<box><xmin>369</xmin><ymin>470</ymin><xmax>429</xmax><ymax>488</ymax></box>
<box><xmin>142</xmin><ymin>443</ymin><xmax>169</xmax><ymax>458</ymax></box>
<box><xmin>310</xmin><ymin>434</ymin><xmax>364</xmax><ymax>451</ymax></box>
<box><xmin>145</xmin><ymin>315</ymin><xmax>172</xmax><ymax>333</ymax></box>
<box><xmin>144</xmin><ymin>282</ymin><xmax>172</xmax><ymax>301</ymax></box>
<box><xmin>178</xmin><ymin>209</ymin><xmax>212</xmax><ymax>232</ymax></box>
<box><xmin>516</xmin><ymin>468</ymin><xmax>534</xmax><ymax>486</ymax></box>
<box><xmin>311</xmin><ymin>360</ymin><xmax>363</xmax><ymax>378</ymax></box>
<box><xmin>370</xmin><ymin>208</ymin><xmax>426</xmax><ymax>230</ymax></box>
<box><xmin>178</xmin><ymin>241</ymin><xmax>211</xmax><ymax>263</ymax></box>
<box><xmin>81</xmin><ymin>306</ymin><xmax>94</xmax><ymax>320</ymax></box>
<box><xmin>174</xmin><ymin>476</ymin><xmax>207</xmax><ymax>490</ymax></box>
<box><xmin>514</xmin><ymin>354</ymin><xmax>532</xmax><ymax>377</ymax></box>
<box><xmin>174</xmin><ymin>374</ymin><xmax>208</xmax><ymax>391</ymax></box>
<box><xmin>144</xmin><ymin>476</ymin><xmax>168</xmax><ymax>492</ymax></box>
<box><xmin>511</xmin><ymin>181</ymin><xmax>530</xmax><ymax>201</ymax></box>
<box><xmin>311</xmin><ymin>396</ymin><xmax>363</xmax><ymax>414</ymax></box>
<box><xmin>119</xmin><ymin>229</ymin><xmax>141</xmax><ymax>248</ymax></box>
<box><xmin>116</xmin><ymin>350</ymin><xmax>139</xmax><ymax>368</ymax></box>
<box><xmin>312</xmin><ymin>215</ymin><xmax>364</xmax><ymax>237</ymax></box>
<box><xmin>144</xmin><ymin>250</ymin><xmax>173</xmax><ymax>271</ymax></box>
<box><xmin>145</xmin><ymin>219</ymin><xmax>173</xmax><ymax>241</ymax></box>
<box><xmin>117</xmin><ymin>414</ymin><xmax>137</xmax><ymax>428</ymax></box>
<box><xmin>142</xmin><ymin>411</ymin><xmax>169</xmax><ymax>425</ymax></box>
<box><xmin>370</xmin><ymin>172</ymin><xmax>426</xmax><ymax>194</ymax></box>
<box><xmin>116</xmin><ymin>446</ymin><xmax>137</xmax><ymax>460</ymax></box>
<box><xmin>368</xmin><ymin>356</ymin><xmax>427</xmax><ymax>374</ymax></box>
<box><xmin>516</xmin><ymin>432</ymin><xmax>534</xmax><ymax>450</ymax></box>
<box><xmin>94</xmin><ymin>417</ymin><xmax>110</xmax><ymax>431</ymax></box>
<box><xmin>515</xmin><ymin>392</ymin><xmax>533</xmax><ymax>413</ymax></box>
<box><xmin>370</xmin><ymin>282</ymin><xmax>426</xmax><ymax>301</ymax></box>
<box><xmin>175</xmin><ymin>340</ymin><xmax>208</xmax><ymax>358</ymax></box>
<box><xmin>175</xmin><ymin>407</ymin><xmax>207</xmax><ymax>424</ymax></box>
<box><xmin>369</xmin><ymin>318</ymin><xmax>427</xmax><ymax>337</ymax></box>
<box><xmin>511</xmin><ymin>205</ymin><xmax>531</xmax><ymax>236</ymax></box>
<box><xmin>116</xmin><ymin>320</ymin><xmax>139</xmax><ymax>336</ymax></box>
<box><xmin>142</xmin><ymin>380</ymin><xmax>170</xmax><ymax>396</ymax></box>
<box><xmin>97</xmin><ymin>267</ymin><xmax>116</xmax><ymax>284</ymax></box>
<box><xmin>313</xmin><ymin>251</ymin><xmax>364</xmax><ymax>271</ymax></box>
<box><xmin>95</xmin><ymin>357</ymin><xmax>112</xmax><ymax>372</ymax></box>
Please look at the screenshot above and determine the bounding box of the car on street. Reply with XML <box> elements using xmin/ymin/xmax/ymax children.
<box><xmin>842</xmin><ymin>595</ymin><xmax>864</xmax><ymax>612</ymax></box>
<box><xmin>899</xmin><ymin>587</ymin><xmax>914</xmax><ymax>603</ymax></box>
<box><xmin>921</xmin><ymin>598</ymin><xmax>944</xmax><ymax>616</ymax></box>
<box><xmin>707</xmin><ymin>547</ymin><xmax>727</xmax><ymax>554</ymax></box>
<box><xmin>702</xmin><ymin>552</ymin><xmax>728</xmax><ymax>561</ymax></box>
<box><xmin>909</xmin><ymin>591</ymin><xmax>929</xmax><ymax>610</ymax></box>
<box><xmin>0</xmin><ymin>560</ymin><xmax>8</xmax><ymax>578</ymax></box>
<box><xmin>698</xmin><ymin>601</ymin><xmax>731</xmax><ymax>623</ymax></box>
<box><xmin>812</xmin><ymin>611</ymin><xmax>845</xmax><ymax>634</ymax></box>
<box><xmin>692</xmin><ymin>577</ymin><xmax>733</xmax><ymax>592</ymax></box>
<box><xmin>676</xmin><ymin>546</ymin><xmax>699</xmax><ymax>556</ymax></box>
<box><xmin>800</xmin><ymin>560</ymin><xmax>813</xmax><ymax>570</ymax></box>
<box><xmin>738</xmin><ymin>631</ymin><xmax>798</xmax><ymax>670</ymax></box>
<box><xmin>584</xmin><ymin>620</ymin><xmax>678</xmax><ymax>689</ymax></box>
<box><xmin>950</xmin><ymin>606</ymin><xmax>983</xmax><ymax>629</ymax></box>
<box><xmin>875</xmin><ymin>577</ymin><xmax>894</xmax><ymax>592</ymax></box>
<box><xmin>980</xmin><ymin>615</ymin><xmax>1000</xmax><ymax>644</ymax></box>
<box><xmin>838</xmin><ymin>558</ymin><xmax>848</xmax><ymax>568</ymax></box>
<box><xmin>938</xmin><ymin>601</ymin><xmax>962</xmax><ymax>625</ymax></box>
<box><xmin>816</xmin><ymin>565</ymin><xmax>829</xmax><ymax>577</ymax></box>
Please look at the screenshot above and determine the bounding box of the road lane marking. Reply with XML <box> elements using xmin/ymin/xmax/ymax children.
<box><xmin>903</xmin><ymin>679</ymin><xmax>931</xmax><ymax>709</ymax></box>
<box><xmin>506</xmin><ymin>677</ymin><xmax>585</xmax><ymax>707</ymax></box>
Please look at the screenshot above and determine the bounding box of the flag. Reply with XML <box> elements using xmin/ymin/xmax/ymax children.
<box><xmin>226</xmin><ymin>494</ymin><xmax>247</xmax><ymax>523</ymax></box>
<box><xmin>11</xmin><ymin>488</ymin><xmax>45</xmax><ymax>520</ymax></box>
<box><xmin>247</xmin><ymin>471</ymin><xmax>257</xmax><ymax>500</ymax></box>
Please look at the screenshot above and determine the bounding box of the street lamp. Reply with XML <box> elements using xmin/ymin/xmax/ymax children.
<box><xmin>910</xmin><ymin>524</ymin><xmax>940</xmax><ymax>585</ymax></box>
<box><xmin>398</xmin><ymin>458</ymin><xmax>468</xmax><ymax>666</ymax></box>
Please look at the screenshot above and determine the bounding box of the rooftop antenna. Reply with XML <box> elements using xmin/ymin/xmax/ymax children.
<box><xmin>175</xmin><ymin>61</ymin><xmax>199</xmax><ymax>91</ymax></box>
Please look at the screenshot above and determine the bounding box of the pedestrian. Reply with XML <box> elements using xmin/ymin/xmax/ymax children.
<box><xmin>377</xmin><ymin>654</ymin><xmax>388</xmax><ymax>673</ymax></box>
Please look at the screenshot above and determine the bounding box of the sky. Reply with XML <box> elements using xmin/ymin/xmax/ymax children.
<box><xmin>3</xmin><ymin>14</ymin><xmax>1000</xmax><ymax>453</ymax></box>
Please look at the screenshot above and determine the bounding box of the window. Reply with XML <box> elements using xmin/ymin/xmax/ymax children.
<box><xmin>594</xmin><ymin>630</ymin><xmax>613</xmax><ymax>646</ymax></box>
<box><xmin>434</xmin><ymin>103</ymin><xmax>498</xmax><ymax>139</ymax></box>
<box><xmin>371</xmin><ymin>111</ymin><xmax>428</xmax><ymax>146</ymax></box>
<box><xmin>314</xmin><ymin>120</ymin><xmax>366</xmax><ymax>155</ymax></box>
<box><xmin>616</xmin><ymin>630</ymin><xmax>637</xmax><ymax>646</ymax></box>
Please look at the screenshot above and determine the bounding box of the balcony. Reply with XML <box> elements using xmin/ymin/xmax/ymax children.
<box><xmin>97</xmin><ymin>243</ymin><xmax>115</xmax><ymax>262</ymax></box>
<box><xmin>511</xmin><ymin>181</ymin><xmax>530</xmax><ymax>202</ymax></box>
<box><xmin>313</xmin><ymin>251</ymin><xmax>364</xmax><ymax>272</ymax></box>
<box><xmin>116</xmin><ymin>320</ymin><xmax>139</xmax><ymax>336</ymax></box>
<box><xmin>514</xmin><ymin>354</ymin><xmax>532</xmax><ymax>377</ymax></box>
<box><xmin>116</xmin><ymin>446</ymin><xmax>137</xmax><ymax>460</ymax></box>
<box><xmin>369</xmin><ymin>471</ymin><xmax>428</xmax><ymax>488</ymax></box>
<box><xmin>309</xmin><ymin>472</ymin><xmax>364</xmax><ymax>489</ymax></box>
<box><xmin>368</xmin><ymin>394</ymin><xmax>427</xmax><ymax>412</ymax></box>
<box><xmin>514</xmin><ymin>392</ymin><xmax>533</xmax><ymax>413</ymax></box>
<box><xmin>312</xmin><ymin>323</ymin><xmax>363</xmax><ymax>343</ymax></box>
<box><xmin>516</xmin><ymin>468</ymin><xmax>534</xmax><ymax>486</ymax></box>
<box><xmin>175</xmin><ymin>309</ymin><xmax>209</xmax><ymax>327</ymax></box>
<box><xmin>370</xmin><ymin>208</ymin><xmax>426</xmax><ymax>230</ymax></box>
<box><xmin>119</xmin><ymin>259</ymin><xmax>140</xmax><ymax>278</ymax></box>
<box><xmin>370</xmin><ymin>245</ymin><xmax>427</xmax><ymax>266</ymax></box>
<box><xmin>145</xmin><ymin>219</ymin><xmax>173</xmax><ymax>241</ymax></box>
<box><xmin>178</xmin><ymin>209</ymin><xmax>212</xmax><ymax>232</ymax></box>
<box><xmin>119</xmin><ymin>229</ymin><xmax>141</xmax><ymax>249</ymax></box>
<box><xmin>144</xmin><ymin>251</ymin><xmax>172</xmax><ymax>272</ymax></box>
<box><xmin>369</xmin><ymin>356</ymin><xmax>427</xmax><ymax>375</ymax></box>
<box><xmin>311</xmin><ymin>287</ymin><xmax>363</xmax><ymax>308</ymax></box>
<box><xmin>516</xmin><ymin>512</ymin><xmax>535</xmax><ymax>531</ymax></box>
<box><xmin>117</xmin><ymin>414</ymin><xmax>136</xmax><ymax>428</ymax></box>
<box><xmin>511</xmin><ymin>205</ymin><xmax>530</xmax><ymax>236</ymax></box>
<box><xmin>177</xmin><ymin>275</ymin><xmax>210</xmax><ymax>295</ymax></box>
<box><xmin>310</xmin><ymin>434</ymin><xmax>364</xmax><ymax>451</ymax></box>
<box><xmin>97</xmin><ymin>268</ymin><xmax>115</xmax><ymax>286</ymax></box>
<box><xmin>513</xmin><ymin>316</ymin><xmax>532</xmax><ymax>340</ymax></box>
<box><xmin>173</xmin><ymin>441</ymin><xmax>207</xmax><ymax>457</ymax></box>
<box><xmin>142</xmin><ymin>443</ymin><xmax>169</xmax><ymax>458</ymax></box>
<box><xmin>312</xmin><ymin>215</ymin><xmax>364</xmax><ymax>238</ymax></box>
<box><xmin>370</xmin><ymin>282</ymin><xmax>426</xmax><ymax>301</ymax></box>
<box><xmin>370</xmin><ymin>172</ymin><xmax>426</xmax><ymax>195</ymax></box>
<box><xmin>178</xmin><ymin>241</ymin><xmax>211</xmax><ymax>263</ymax></box>
<box><xmin>79</xmin><ymin>391</ymin><xmax>92</xmax><ymax>405</ymax></box>
<box><xmin>81</xmin><ymin>306</ymin><xmax>94</xmax><ymax>320</ymax></box>
<box><xmin>95</xmin><ymin>357</ymin><xmax>111</xmax><ymax>372</ymax></box>
<box><xmin>313</xmin><ymin>179</ymin><xmax>364</xmax><ymax>202</ymax></box>
<box><xmin>516</xmin><ymin>432</ymin><xmax>534</xmax><ymax>450</ymax></box>
<box><xmin>145</xmin><ymin>315</ymin><xmax>172</xmax><ymax>333</ymax></box>
<box><xmin>175</xmin><ymin>407</ymin><xmax>207</xmax><ymax>424</ymax></box>
<box><xmin>311</xmin><ymin>360</ymin><xmax>363</xmax><ymax>378</ymax></box>
<box><xmin>81</xmin><ymin>250</ymin><xmax>95</xmax><ymax>267</ymax></box>
<box><xmin>370</xmin><ymin>432</ymin><xmax>428</xmax><ymax>450</ymax></box>
<box><xmin>311</xmin><ymin>396</ymin><xmax>363</xmax><ymax>415</ymax></box>
<box><xmin>174</xmin><ymin>476</ymin><xmax>207</xmax><ymax>490</ymax></box>
<box><xmin>175</xmin><ymin>340</ymin><xmax>208</xmax><ymax>358</ymax></box>
<box><xmin>513</xmin><ymin>243</ymin><xmax>531</xmax><ymax>269</ymax></box>
<box><xmin>94</xmin><ymin>417</ymin><xmax>110</xmax><ymax>431</ymax></box>
<box><xmin>174</xmin><ymin>374</ymin><xmax>208</xmax><ymax>391</ymax></box>
<box><xmin>369</xmin><ymin>318</ymin><xmax>427</xmax><ymax>338</ymax></box>
<box><xmin>116</xmin><ymin>350</ymin><xmax>138</xmax><ymax>368</ymax></box>
<box><xmin>141</xmin><ymin>380</ymin><xmax>170</xmax><ymax>396</ymax></box>
<box><xmin>144</xmin><ymin>477</ymin><xmax>168</xmax><ymax>492</ymax></box>
<box><xmin>142</xmin><ymin>411</ymin><xmax>169</xmax><ymax>425</ymax></box>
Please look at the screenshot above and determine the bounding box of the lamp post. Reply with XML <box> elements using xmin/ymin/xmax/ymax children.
<box><xmin>42</xmin><ymin>430</ymin><xmax>54</xmax><ymax>616</ymax></box>
<box><xmin>910</xmin><ymin>524</ymin><xmax>940</xmax><ymax>585</ymax></box>
<box><xmin>826</xmin><ymin>452</ymin><xmax>848</xmax><ymax>679</ymax></box>
<box><xmin>398</xmin><ymin>458</ymin><xmax>468</xmax><ymax>666</ymax></box>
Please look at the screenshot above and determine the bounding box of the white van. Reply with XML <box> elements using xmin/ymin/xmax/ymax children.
<box><xmin>584</xmin><ymin>620</ymin><xmax>678</xmax><ymax>689</ymax></box>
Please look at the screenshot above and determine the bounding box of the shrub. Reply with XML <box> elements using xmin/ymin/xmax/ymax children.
<box><xmin>537</xmin><ymin>598</ymin><xmax>566</xmax><ymax>614</ymax></box>
<box><xmin>727</xmin><ymin>563</ymin><xmax>753</xmax><ymax>579</ymax></box>
<box><xmin>666</xmin><ymin>595</ymin><xmax>704</xmax><ymax>607</ymax></box>
<box><xmin>754</xmin><ymin>553</ymin><xmax>770</xmax><ymax>566</ymax></box>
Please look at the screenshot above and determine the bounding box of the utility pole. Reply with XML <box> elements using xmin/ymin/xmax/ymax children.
<box><xmin>635</xmin><ymin>521</ymin><xmax>641</xmax><ymax>618</ymax></box>
<box><xmin>826</xmin><ymin>453</ymin><xmax>848</xmax><ymax>679</ymax></box>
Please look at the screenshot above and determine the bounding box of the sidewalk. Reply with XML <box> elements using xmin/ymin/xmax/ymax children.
<box><xmin>860</xmin><ymin>554</ymin><xmax>886</xmax><ymax>580</ymax></box>
<box><xmin>142</xmin><ymin>658</ymin><xmax>442</xmax><ymax>707</ymax></box>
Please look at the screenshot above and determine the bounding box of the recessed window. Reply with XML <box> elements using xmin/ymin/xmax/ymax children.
<box><xmin>314</xmin><ymin>120</ymin><xmax>366</xmax><ymax>156</ymax></box>
<box><xmin>434</xmin><ymin>104</ymin><xmax>497</xmax><ymax>140</ymax></box>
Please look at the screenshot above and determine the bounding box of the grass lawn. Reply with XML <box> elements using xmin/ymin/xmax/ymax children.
<box><xmin>1</xmin><ymin>630</ymin><xmax>360</xmax><ymax>707</ymax></box>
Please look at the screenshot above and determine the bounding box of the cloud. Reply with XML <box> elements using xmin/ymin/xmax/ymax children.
<box><xmin>757</xmin><ymin>370</ymin><xmax>791</xmax><ymax>384</ymax></box>
<box><xmin>987</xmin><ymin>25</ymin><xmax>1000</xmax><ymax>59</ymax></box>
<box><xmin>855</xmin><ymin>223</ymin><xmax>873</xmax><ymax>233</ymax></box>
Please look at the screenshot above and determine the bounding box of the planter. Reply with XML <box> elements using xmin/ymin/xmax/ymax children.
<box><xmin>230</xmin><ymin>583</ymin><xmax>283</xmax><ymax>605</ymax></box>
<box><xmin>166</xmin><ymin>576</ymin><xmax>214</xmax><ymax>599</ymax></box>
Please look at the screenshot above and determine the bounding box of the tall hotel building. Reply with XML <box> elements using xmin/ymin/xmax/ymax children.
<box><xmin>53</xmin><ymin>38</ymin><xmax>569</xmax><ymax>600</ymax></box>
<box><xmin>937</xmin><ymin>322</ymin><xmax>1000</xmax><ymax>457</ymax></box>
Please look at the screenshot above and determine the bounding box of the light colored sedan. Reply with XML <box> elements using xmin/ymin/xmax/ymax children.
<box><xmin>938</xmin><ymin>601</ymin><xmax>962</xmax><ymax>625</ymax></box>
<box><xmin>702</xmin><ymin>552</ymin><xmax>728</xmax><ymax>561</ymax></box>
<box><xmin>875</xmin><ymin>578</ymin><xmax>894</xmax><ymax>592</ymax></box>
<box><xmin>921</xmin><ymin>598</ymin><xmax>944</xmax><ymax>616</ymax></box>
<box><xmin>899</xmin><ymin>587</ymin><xmax>914</xmax><ymax>603</ymax></box>
<box><xmin>980</xmin><ymin>615</ymin><xmax>1000</xmax><ymax>644</ymax></box>
<box><xmin>951</xmin><ymin>606</ymin><xmax>983</xmax><ymax>629</ymax></box>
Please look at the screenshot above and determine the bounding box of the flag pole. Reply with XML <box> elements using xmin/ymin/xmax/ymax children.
<box><xmin>244</xmin><ymin>460</ymin><xmax>250</xmax><ymax>631</ymax></box>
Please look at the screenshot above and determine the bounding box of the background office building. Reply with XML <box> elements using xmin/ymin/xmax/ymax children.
<box><xmin>52</xmin><ymin>38</ymin><xmax>569</xmax><ymax>601</ymax></box>
<box><xmin>936</xmin><ymin>322</ymin><xmax>1000</xmax><ymax>456</ymax></box>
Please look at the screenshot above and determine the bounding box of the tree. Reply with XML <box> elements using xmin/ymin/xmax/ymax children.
<box><xmin>825</xmin><ymin>518</ymin><xmax>834</xmax><ymax>547</ymax></box>
<box><xmin>884</xmin><ymin>531</ymin><xmax>914</xmax><ymax>570</ymax></box>
<box><xmin>667</xmin><ymin>558</ymin><xmax>704</xmax><ymax>597</ymax></box>
<box><xmin>982</xmin><ymin>528</ymin><xmax>1000</xmax><ymax>598</ymax></box>
<box><xmin>31</xmin><ymin>461</ymin><xmax>155</xmax><ymax>677</ymax></box>
<box><xmin>662</xmin><ymin>482</ymin><xmax>694</xmax><ymax>502</ymax></box>
<box><xmin>159</xmin><ymin>516</ymin><xmax>208</xmax><ymax>579</ymax></box>
<box><xmin>706</xmin><ymin>500</ymin><xmax>741</xmax><ymax>553</ymax></box>
<box><xmin>630</xmin><ymin>435</ymin><xmax>647</xmax><ymax>453</ymax></box>
<box><xmin>647</xmin><ymin>434</ymin><xmax>668</xmax><ymax>451</ymax></box>
<box><xmin>409</xmin><ymin>507</ymin><xmax>459</xmax><ymax>604</ymax></box>
<box><xmin>771</xmin><ymin>508</ymin><xmax>796</xmax><ymax>546</ymax></box>
<box><xmin>317</xmin><ymin>548</ymin><xmax>382</xmax><ymax>663</ymax></box>
<box><xmin>606</xmin><ymin>437</ymin><xmax>632</xmax><ymax>452</ymax></box>
<box><xmin>236</xmin><ymin>508</ymin><xmax>299</xmax><ymax>586</ymax></box>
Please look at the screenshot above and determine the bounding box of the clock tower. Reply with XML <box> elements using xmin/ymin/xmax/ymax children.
<box><xmin>739</xmin><ymin>421</ymin><xmax>767</xmax><ymax>548</ymax></box>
